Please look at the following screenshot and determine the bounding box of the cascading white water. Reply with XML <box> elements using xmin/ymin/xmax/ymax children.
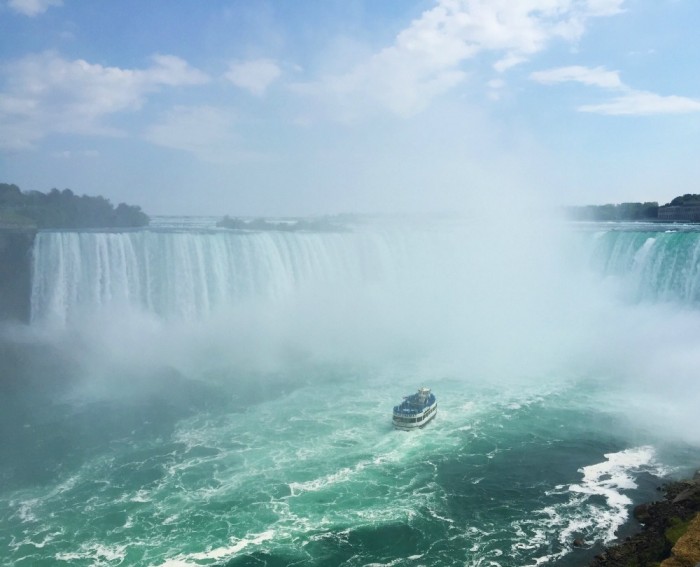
<box><xmin>30</xmin><ymin>228</ymin><xmax>423</xmax><ymax>324</ymax></box>
<box><xmin>29</xmin><ymin>220</ymin><xmax>576</xmax><ymax>381</ymax></box>
<box><xmin>585</xmin><ymin>228</ymin><xmax>700</xmax><ymax>303</ymax></box>
<box><xmin>32</xmin><ymin>223</ymin><xmax>700</xmax><ymax>328</ymax></box>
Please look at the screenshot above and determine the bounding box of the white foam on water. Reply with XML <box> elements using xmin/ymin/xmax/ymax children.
<box><xmin>7</xmin><ymin>528</ymin><xmax>64</xmax><ymax>555</ymax></box>
<box><xmin>463</xmin><ymin>526</ymin><xmax>500</xmax><ymax>567</ymax></box>
<box><xmin>6</xmin><ymin>463</ymin><xmax>83</xmax><ymax>521</ymax></box>
<box><xmin>55</xmin><ymin>542</ymin><xmax>127</xmax><ymax>564</ymax></box>
<box><xmin>190</xmin><ymin>529</ymin><xmax>275</xmax><ymax>559</ymax></box>
<box><xmin>55</xmin><ymin>551</ymin><xmax>84</xmax><ymax>562</ymax></box>
<box><xmin>158</xmin><ymin>530</ymin><xmax>276</xmax><ymax>566</ymax></box>
<box><xmin>288</xmin><ymin>461</ymin><xmax>369</xmax><ymax>495</ymax></box>
<box><xmin>511</xmin><ymin>445</ymin><xmax>668</xmax><ymax>566</ymax></box>
<box><xmin>131</xmin><ymin>489</ymin><xmax>152</xmax><ymax>503</ymax></box>
<box><xmin>364</xmin><ymin>554</ymin><xmax>425</xmax><ymax>567</ymax></box>
<box><xmin>14</xmin><ymin>497</ymin><xmax>39</xmax><ymax>523</ymax></box>
<box><xmin>574</xmin><ymin>446</ymin><xmax>665</xmax><ymax>498</ymax></box>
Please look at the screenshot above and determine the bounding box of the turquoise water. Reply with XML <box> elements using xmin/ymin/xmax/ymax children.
<box><xmin>0</xmin><ymin>368</ymin><xmax>680</xmax><ymax>567</ymax></box>
<box><xmin>1</xmin><ymin>220</ymin><xmax>698</xmax><ymax>566</ymax></box>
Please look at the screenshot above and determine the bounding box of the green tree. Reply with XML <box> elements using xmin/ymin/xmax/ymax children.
<box><xmin>0</xmin><ymin>183</ymin><xmax>150</xmax><ymax>229</ymax></box>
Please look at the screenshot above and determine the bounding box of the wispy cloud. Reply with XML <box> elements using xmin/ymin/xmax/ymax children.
<box><xmin>295</xmin><ymin>0</ymin><xmax>625</xmax><ymax>118</ymax></box>
<box><xmin>7</xmin><ymin>0</ymin><xmax>62</xmax><ymax>17</ymax></box>
<box><xmin>144</xmin><ymin>105</ymin><xmax>259</xmax><ymax>163</ymax></box>
<box><xmin>530</xmin><ymin>64</ymin><xmax>700</xmax><ymax>115</ymax></box>
<box><xmin>0</xmin><ymin>51</ymin><xmax>209</xmax><ymax>149</ymax></box>
<box><xmin>530</xmin><ymin>66</ymin><xmax>623</xmax><ymax>89</ymax></box>
<box><xmin>580</xmin><ymin>91</ymin><xmax>700</xmax><ymax>115</ymax></box>
<box><xmin>224</xmin><ymin>59</ymin><xmax>281</xmax><ymax>96</ymax></box>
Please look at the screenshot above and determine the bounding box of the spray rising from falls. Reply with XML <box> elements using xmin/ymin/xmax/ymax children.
<box><xmin>27</xmin><ymin>222</ymin><xmax>700</xmax><ymax>384</ymax></box>
<box><xmin>30</xmin><ymin>220</ymin><xmax>586</xmax><ymax>381</ymax></box>
<box><xmin>31</xmin><ymin>222</ymin><xmax>700</xmax><ymax>370</ymax></box>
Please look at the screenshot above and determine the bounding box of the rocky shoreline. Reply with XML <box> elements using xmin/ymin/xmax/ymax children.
<box><xmin>587</xmin><ymin>471</ymin><xmax>700</xmax><ymax>567</ymax></box>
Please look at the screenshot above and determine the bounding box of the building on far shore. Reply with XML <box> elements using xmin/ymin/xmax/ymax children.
<box><xmin>657</xmin><ymin>205</ymin><xmax>700</xmax><ymax>222</ymax></box>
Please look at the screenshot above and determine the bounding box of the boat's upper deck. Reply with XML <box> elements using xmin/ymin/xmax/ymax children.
<box><xmin>393</xmin><ymin>388</ymin><xmax>436</xmax><ymax>416</ymax></box>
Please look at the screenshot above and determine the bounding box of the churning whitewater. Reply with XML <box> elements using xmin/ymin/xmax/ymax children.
<box><xmin>1</xmin><ymin>218</ymin><xmax>698</xmax><ymax>567</ymax></box>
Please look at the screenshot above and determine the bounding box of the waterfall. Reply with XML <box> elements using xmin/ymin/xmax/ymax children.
<box><xmin>30</xmin><ymin>223</ymin><xmax>700</xmax><ymax>326</ymax></box>
<box><xmin>585</xmin><ymin>228</ymin><xmax>700</xmax><ymax>303</ymax></box>
<box><xmin>29</xmin><ymin>227</ymin><xmax>428</xmax><ymax>324</ymax></box>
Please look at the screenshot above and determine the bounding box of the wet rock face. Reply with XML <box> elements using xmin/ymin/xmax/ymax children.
<box><xmin>589</xmin><ymin>475</ymin><xmax>700</xmax><ymax>567</ymax></box>
<box><xmin>0</xmin><ymin>230</ymin><xmax>35</xmax><ymax>322</ymax></box>
<box><xmin>661</xmin><ymin>513</ymin><xmax>700</xmax><ymax>567</ymax></box>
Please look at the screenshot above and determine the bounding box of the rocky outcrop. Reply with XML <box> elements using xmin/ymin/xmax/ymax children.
<box><xmin>588</xmin><ymin>472</ymin><xmax>700</xmax><ymax>567</ymax></box>
<box><xmin>661</xmin><ymin>512</ymin><xmax>700</xmax><ymax>567</ymax></box>
<box><xmin>0</xmin><ymin>229</ymin><xmax>35</xmax><ymax>322</ymax></box>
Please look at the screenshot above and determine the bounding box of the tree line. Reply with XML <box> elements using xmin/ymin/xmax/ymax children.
<box><xmin>0</xmin><ymin>183</ymin><xmax>149</xmax><ymax>229</ymax></box>
<box><xmin>567</xmin><ymin>194</ymin><xmax>700</xmax><ymax>222</ymax></box>
<box><xmin>565</xmin><ymin>201</ymin><xmax>659</xmax><ymax>221</ymax></box>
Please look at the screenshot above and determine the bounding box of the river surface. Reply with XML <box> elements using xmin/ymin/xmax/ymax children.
<box><xmin>1</xmin><ymin>218</ymin><xmax>697</xmax><ymax>566</ymax></box>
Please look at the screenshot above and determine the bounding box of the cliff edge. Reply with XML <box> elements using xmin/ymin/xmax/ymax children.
<box><xmin>661</xmin><ymin>511</ymin><xmax>700</xmax><ymax>567</ymax></box>
<box><xmin>0</xmin><ymin>228</ymin><xmax>36</xmax><ymax>322</ymax></box>
<box><xmin>589</xmin><ymin>472</ymin><xmax>700</xmax><ymax>567</ymax></box>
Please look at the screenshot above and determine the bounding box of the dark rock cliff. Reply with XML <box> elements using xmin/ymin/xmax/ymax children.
<box><xmin>588</xmin><ymin>471</ymin><xmax>700</xmax><ymax>567</ymax></box>
<box><xmin>0</xmin><ymin>229</ymin><xmax>36</xmax><ymax>322</ymax></box>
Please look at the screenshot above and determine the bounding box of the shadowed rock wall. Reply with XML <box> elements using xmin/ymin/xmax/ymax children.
<box><xmin>0</xmin><ymin>229</ymin><xmax>36</xmax><ymax>322</ymax></box>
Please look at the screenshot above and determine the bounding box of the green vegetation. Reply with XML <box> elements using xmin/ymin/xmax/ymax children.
<box><xmin>0</xmin><ymin>209</ymin><xmax>36</xmax><ymax>229</ymax></box>
<box><xmin>0</xmin><ymin>183</ymin><xmax>149</xmax><ymax>229</ymax></box>
<box><xmin>665</xmin><ymin>516</ymin><xmax>692</xmax><ymax>546</ymax></box>
<box><xmin>668</xmin><ymin>193</ymin><xmax>700</xmax><ymax>207</ymax></box>
<box><xmin>566</xmin><ymin>201</ymin><xmax>659</xmax><ymax>221</ymax></box>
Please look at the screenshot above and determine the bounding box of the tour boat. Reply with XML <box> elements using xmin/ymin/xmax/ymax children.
<box><xmin>392</xmin><ymin>387</ymin><xmax>437</xmax><ymax>430</ymax></box>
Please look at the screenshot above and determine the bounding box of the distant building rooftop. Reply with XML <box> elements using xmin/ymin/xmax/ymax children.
<box><xmin>657</xmin><ymin>205</ymin><xmax>700</xmax><ymax>222</ymax></box>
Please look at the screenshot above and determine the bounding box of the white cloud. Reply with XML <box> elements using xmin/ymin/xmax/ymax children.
<box><xmin>494</xmin><ymin>54</ymin><xmax>527</xmax><ymax>73</ymax></box>
<box><xmin>580</xmin><ymin>91</ymin><xmax>700</xmax><ymax>115</ymax></box>
<box><xmin>530</xmin><ymin>65</ymin><xmax>624</xmax><ymax>89</ymax></box>
<box><xmin>147</xmin><ymin>54</ymin><xmax>209</xmax><ymax>86</ymax></box>
<box><xmin>224</xmin><ymin>59</ymin><xmax>281</xmax><ymax>96</ymax></box>
<box><xmin>296</xmin><ymin>0</ymin><xmax>625</xmax><ymax>118</ymax></box>
<box><xmin>7</xmin><ymin>0</ymin><xmax>62</xmax><ymax>17</ymax></box>
<box><xmin>0</xmin><ymin>51</ymin><xmax>209</xmax><ymax>150</ymax></box>
<box><xmin>530</xmin><ymin>64</ymin><xmax>700</xmax><ymax>115</ymax></box>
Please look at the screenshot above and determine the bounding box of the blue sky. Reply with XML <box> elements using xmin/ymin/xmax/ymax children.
<box><xmin>1</xmin><ymin>0</ymin><xmax>699</xmax><ymax>216</ymax></box>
